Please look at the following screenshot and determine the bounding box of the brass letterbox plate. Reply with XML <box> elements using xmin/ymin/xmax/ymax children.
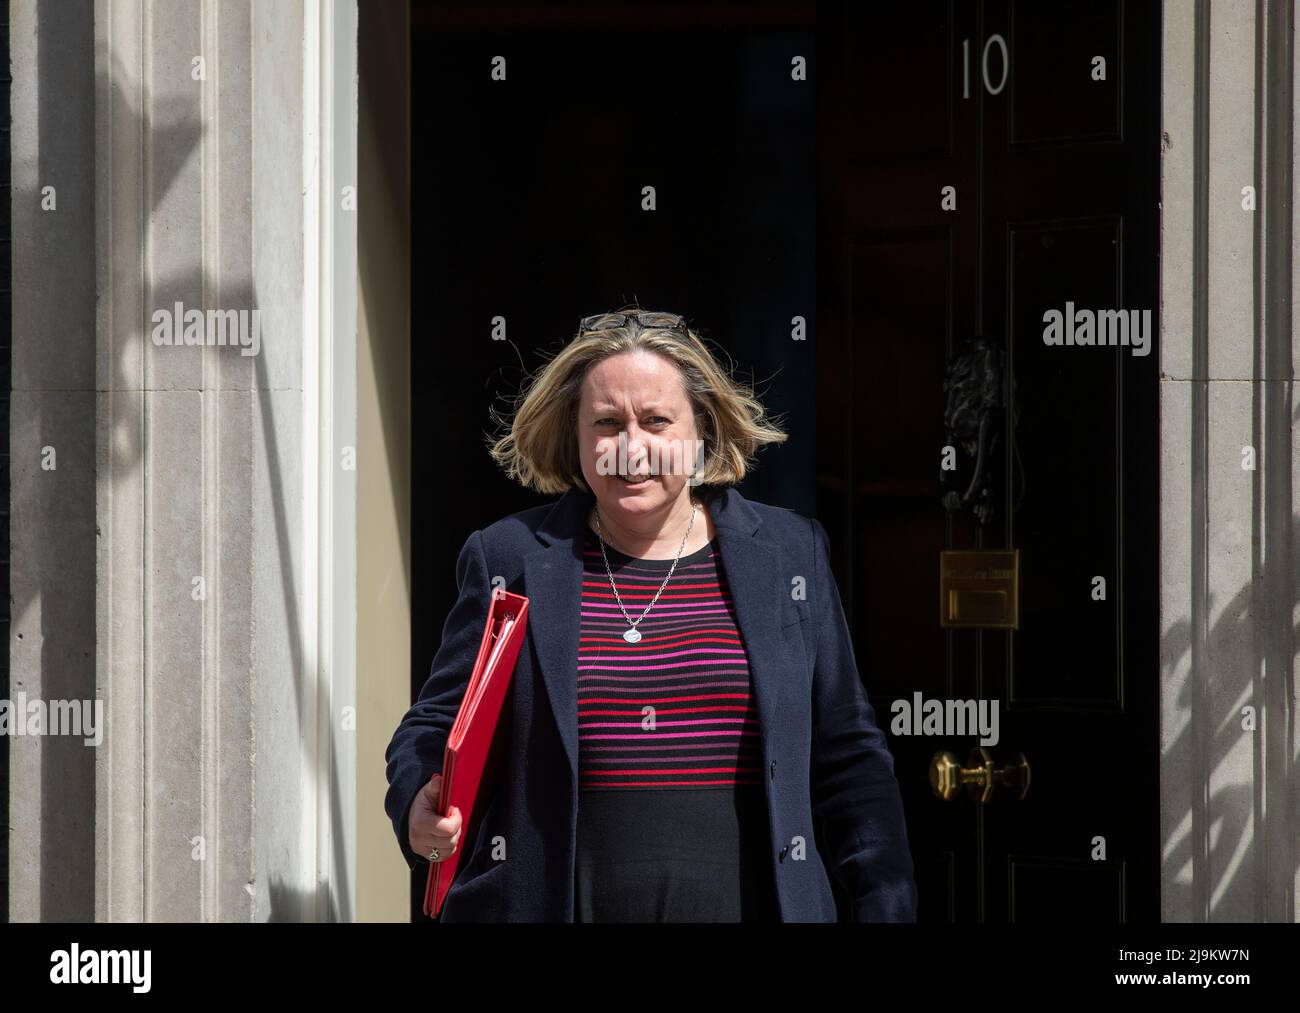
<box><xmin>939</xmin><ymin>550</ymin><xmax>1019</xmax><ymax>629</ymax></box>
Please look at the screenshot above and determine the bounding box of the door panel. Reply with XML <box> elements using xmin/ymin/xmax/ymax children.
<box><xmin>1009</xmin><ymin>0</ymin><xmax>1123</xmax><ymax>146</ymax></box>
<box><xmin>1009</xmin><ymin>219</ymin><xmax>1122</xmax><ymax>704</ymax></box>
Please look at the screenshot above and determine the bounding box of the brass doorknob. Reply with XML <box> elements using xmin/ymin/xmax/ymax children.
<box><xmin>929</xmin><ymin>747</ymin><xmax>1031</xmax><ymax>802</ymax></box>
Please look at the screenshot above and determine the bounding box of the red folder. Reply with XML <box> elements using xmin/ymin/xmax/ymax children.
<box><xmin>423</xmin><ymin>586</ymin><xmax>529</xmax><ymax>918</ymax></box>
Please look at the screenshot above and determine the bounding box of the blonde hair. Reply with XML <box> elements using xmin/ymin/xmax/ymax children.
<box><xmin>488</xmin><ymin>307</ymin><xmax>789</xmax><ymax>495</ymax></box>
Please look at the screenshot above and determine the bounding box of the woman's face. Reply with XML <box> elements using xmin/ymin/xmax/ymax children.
<box><xmin>576</xmin><ymin>349</ymin><xmax>703</xmax><ymax>522</ymax></box>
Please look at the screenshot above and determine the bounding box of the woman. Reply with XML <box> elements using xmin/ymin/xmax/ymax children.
<box><xmin>384</xmin><ymin>308</ymin><xmax>917</xmax><ymax>922</ymax></box>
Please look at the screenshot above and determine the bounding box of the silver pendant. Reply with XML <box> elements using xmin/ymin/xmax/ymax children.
<box><xmin>623</xmin><ymin>628</ymin><xmax>642</xmax><ymax>643</ymax></box>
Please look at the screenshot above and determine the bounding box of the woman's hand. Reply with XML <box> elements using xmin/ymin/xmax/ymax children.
<box><xmin>408</xmin><ymin>772</ymin><xmax>462</xmax><ymax>863</ymax></box>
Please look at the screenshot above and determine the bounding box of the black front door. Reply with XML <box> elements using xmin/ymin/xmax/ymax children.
<box><xmin>818</xmin><ymin>0</ymin><xmax>1161</xmax><ymax>922</ymax></box>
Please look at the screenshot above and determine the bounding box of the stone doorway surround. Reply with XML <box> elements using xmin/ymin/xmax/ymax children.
<box><xmin>9</xmin><ymin>0</ymin><xmax>360</xmax><ymax>921</ymax></box>
<box><xmin>1158</xmin><ymin>0</ymin><xmax>1297</xmax><ymax>922</ymax></box>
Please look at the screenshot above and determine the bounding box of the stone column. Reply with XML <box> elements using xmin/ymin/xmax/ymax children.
<box><xmin>1159</xmin><ymin>0</ymin><xmax>1298</xmax><ymax>921</ymax></box>
<box><xmin>10</xmin><ymin>0</ymin><xmax>357</xmax><ymax>922</ymax></box>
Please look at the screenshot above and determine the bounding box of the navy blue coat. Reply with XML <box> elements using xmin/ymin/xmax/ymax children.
<box><xmin>384</xmin><ymin>483</ymin><xmax>918</xmax><ymax>921</ymax></box>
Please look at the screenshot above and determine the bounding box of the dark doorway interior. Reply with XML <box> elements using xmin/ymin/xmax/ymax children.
<box><xmin>409</xmin><ymin>0</ymin><xmax>816</xmax><ymax>919</ymax></box>
<box><xmin>408</xmin><ymin>0</ymin><xmax>811</xmax><ymax>920</ymax></box>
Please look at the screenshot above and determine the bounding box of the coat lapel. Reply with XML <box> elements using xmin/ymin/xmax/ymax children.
<box><xmin>523</xmin><ymin>484</ymin><xmax>789</xmax><ymax>790</ymax></box>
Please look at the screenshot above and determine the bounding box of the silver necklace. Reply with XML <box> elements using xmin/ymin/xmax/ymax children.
<box><xmin>593</xmin><ymin>499</ymin><xmax>698</xmax><ymax>643</ymax></box>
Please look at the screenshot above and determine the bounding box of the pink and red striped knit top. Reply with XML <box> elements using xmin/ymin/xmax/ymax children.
<box><xmin>576</xmin><ymin>526</ymin><xmax>764</xmax><ymax>790</ymax></box>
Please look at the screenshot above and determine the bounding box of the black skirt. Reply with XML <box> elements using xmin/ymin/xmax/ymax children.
<box><xmin>574</xmin><ymin>784</ymin><xmax>779</xmax><ymax>923</ymax></box>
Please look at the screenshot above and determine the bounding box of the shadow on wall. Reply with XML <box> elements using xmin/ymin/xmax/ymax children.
<box><xmin>1158</xmin><ymin>396</ymin><xmax>1300</xmax><ymax>918</ymax></box>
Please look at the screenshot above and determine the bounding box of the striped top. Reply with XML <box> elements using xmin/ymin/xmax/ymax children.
<box><xmin>577</xmin><ymin>526</ymin><xmax>764</xmax><ymax>790</ymax></box>
<box><xmin>573</xmin><ymin>525</ymin><xmax>777</xmax><ymax>921</ymax></box>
